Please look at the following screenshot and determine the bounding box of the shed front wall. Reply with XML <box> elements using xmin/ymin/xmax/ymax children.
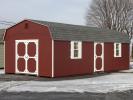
<box><xmin>54</xmin><ymin>41</ymin><xmax>129</xmax><ymax>77</ymax></box>
<box><xmin>5</xmin><ymin>20</ymin><xmax>52</xmax><ymax>77</ymax></box>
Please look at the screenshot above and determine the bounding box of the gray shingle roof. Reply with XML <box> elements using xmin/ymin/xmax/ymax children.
<box><xmin>31</xmin><ymin>20</ymin><xmax>129</xmax><ymax>43</ymax></box>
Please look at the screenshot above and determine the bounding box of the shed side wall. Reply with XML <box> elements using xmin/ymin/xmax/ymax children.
<box><xmin>54</xmin><ymin>41</ymin><xmax>129</xmax><ymax>77</ymax></box>
<box><xmin>54</xmin><ymin>40</ymin><xmax>94</xmax><ymax>77</ymax></box>
<box><xmin>104</xmin><ymin>43</ymin><xmax>129</xmax><ymax>72</ymax></box>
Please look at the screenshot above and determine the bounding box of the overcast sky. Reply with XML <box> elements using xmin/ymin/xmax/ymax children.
<box><xmin>0</xmin><ymin>0</ymin><xmax>92</xmax><ymax>28</ymax></box>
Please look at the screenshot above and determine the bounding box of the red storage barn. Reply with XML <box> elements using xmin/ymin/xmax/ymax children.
<box><xmin>4</xmin><ymin>19</ymin><xmax>130</xmax><ymax>77</ymax></box>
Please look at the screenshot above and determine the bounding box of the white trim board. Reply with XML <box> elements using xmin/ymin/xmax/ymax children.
<box><xmin>52</xmin><ymin>40</ymin><xmax>54</xmax><ymax>77</ymax></box>
<box><xmin>4</xmin><ymin>41</ymin><xmax>5</xmax><ymax>74</ymax></box>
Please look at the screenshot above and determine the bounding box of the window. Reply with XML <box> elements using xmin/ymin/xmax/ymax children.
<box><xmin>114</xmin><ymin>43</ymin><xmax>122</xmax><ymax>57</ymax></box>
<box><xmin>71</xmin><ymin>41</ymin><xmax>82</xmax><ymax>59</ymax></box>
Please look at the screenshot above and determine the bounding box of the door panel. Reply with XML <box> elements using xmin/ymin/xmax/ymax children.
<box><xmin>96</xmin><ymin>57</ymin><xmax>102</xmax><ymax>70</ymax></box>
<box><xmin>17</xmin><ymin>58</ymin><xmax>25</xmax><ymax>72</ymax></box>
<box><xmin>15</xmin><ymin>40</ymin><xmax>38</xmax><ymax>75</ymax></box>
<box><xmin>27</xmin><ymin>58</ymin><xmax>36</xmax><ymax>73</ymax></box>
<box><xmin>17</xmin><ymin>43</ymin><xmax>25</xmax><ymax>56</ymax></box>
<box><xmin>28</xmin><ymin>42</ymin><xmax>36</xmax><ymax>57</ymax></box>
<box><xmin>96</xmin><ymin>44</ymin><xmax>102</xmax><ymax>56</ymax></box>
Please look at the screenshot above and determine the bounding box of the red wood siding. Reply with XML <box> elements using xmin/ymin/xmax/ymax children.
<box><xmin>54</xmin><ymin>41</ymin><xmax>129</xmax><ymax>77</ymax></box>
<box><xmin>4</xmin><ymin>20</ymin><xmax>52</xmax><ymax>77</ymax></box>
<box><xmin>54</xmin><ymin>40</ymin><xmax>94</xmax><ymax>77</ymax></box>
<box><xmin>104</xmin><ymin>43</ymin><xmax>129</xmax><ymax>72</ymax></box>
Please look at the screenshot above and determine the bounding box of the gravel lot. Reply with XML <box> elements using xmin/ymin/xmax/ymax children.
<box><xmin>0</xmin><ymin>91</ymin><xmax>133</xmax><ymax>100</ymax></box>
<box><xmin>0</xmin><ymin>70</ymin><xmax>133</xmax><ymax>93</ymax></box>
<box><xmin>0</xmin><ymin>68</ymin><xmax>133</xmax><ymax>100</ymax></box>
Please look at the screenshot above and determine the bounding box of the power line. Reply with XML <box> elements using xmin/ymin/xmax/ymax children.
<box><xmin>0</xmin><ymin>20</ymin><xmax>15</xmax><ymax>24</ymax></box>
<box><xmin>0</xmin><ymin>20</ymin><xmax>16</xmax><ymax>25</ymax></box>
<box><xmin>0</xmin><ymin>22</ymin><xmax>13</xmax><ymax>25</ymax></box>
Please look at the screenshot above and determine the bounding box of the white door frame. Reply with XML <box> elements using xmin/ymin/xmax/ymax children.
<box><xmin>15</xmin><ymin>39</ymin><xmax>39</xmax><ymax>75</ymax></box>
<box><xmin>94</xmin><ymin>42</ymin><xmax>104</xmax><ymax>72</ymax></box>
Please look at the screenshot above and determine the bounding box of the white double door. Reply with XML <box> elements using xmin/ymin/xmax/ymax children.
<box><xmin>15</xmin><ymin>40</ymin><xmax>39</xmax><ymax>75</ymax></box>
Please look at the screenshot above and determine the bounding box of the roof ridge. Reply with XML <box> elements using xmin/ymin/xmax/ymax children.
<box><xmin>29</xmin><ymin>19</ymin><xmax>98</xmax><ymax>28</ymax></box>
<box><xmin>26</xmin><ymin>19</ymin><xmax>129</xmax><ymax>43</ymax></box>
<box><xmin>29</xmin><ymin>19</ymin><xmax>124</xmax><ymax>34</ymax></box>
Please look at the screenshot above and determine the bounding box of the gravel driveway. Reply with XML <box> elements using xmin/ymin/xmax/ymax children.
<box><xmin>0</xmin><ymin>69</ymin><xmax>133</xmax><ymax>100</ymax></box>
<box><xmin>0</xmin><ymin>69</ymin><xmax>132</xmax><ymax>93</ymax></box>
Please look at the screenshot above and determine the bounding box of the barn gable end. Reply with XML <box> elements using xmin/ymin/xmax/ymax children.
<box><xmin>4</xmin><ymin>20</ymin><xmax>52</xmax><ymax>41</ymax></box>
<box><xmin>4</xmin><ymin>20</ymin><xmax>53</xmax><ymax>77</ymax></box>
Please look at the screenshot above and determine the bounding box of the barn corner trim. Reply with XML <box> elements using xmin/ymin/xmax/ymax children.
<box><xmin>52</xmin><ymin>40</ymin><xmax>54</xmax><ymax>77</ymax></box>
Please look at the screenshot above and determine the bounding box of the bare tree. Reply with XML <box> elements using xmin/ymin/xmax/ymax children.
<box><xmin>86</xmin><ymin>0</ymin><xmax>133</xmax><ymax>39</ymax></box>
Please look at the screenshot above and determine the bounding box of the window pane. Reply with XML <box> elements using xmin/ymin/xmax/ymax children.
<box><xmin>74</xmin><ymin>42</ymin><xmax>78</xmax><ymax>49</ymax></box>
<box><xmin>74</xmin><ymin>50</ymin><xmax>78</xmax><ymax>57</ymax></box>
<box><xmin>116</xmin><ymin>50</ymin><xmax>119</xmax><ymax>56</ymax></box>
<box><xmin>116</xmin><ymin>44</ymin><xmax>119</xmax><ymax>49</ymax></box>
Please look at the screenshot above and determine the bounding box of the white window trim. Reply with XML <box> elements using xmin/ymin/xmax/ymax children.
<box><xmin>114</xmin><ymin>43</ymin><xmax>122</xmax><ymax>57</ymax></box>
<box><xmin>70</xmin><ymin>41</ymin><xmax>82</xmax><ymax>59</ymax></box>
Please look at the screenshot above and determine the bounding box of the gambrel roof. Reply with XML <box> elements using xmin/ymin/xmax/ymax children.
<box><xmin>31</xmin><ymin>19</ymin><xmax>130</xmax><ymax>43</ymax></box>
